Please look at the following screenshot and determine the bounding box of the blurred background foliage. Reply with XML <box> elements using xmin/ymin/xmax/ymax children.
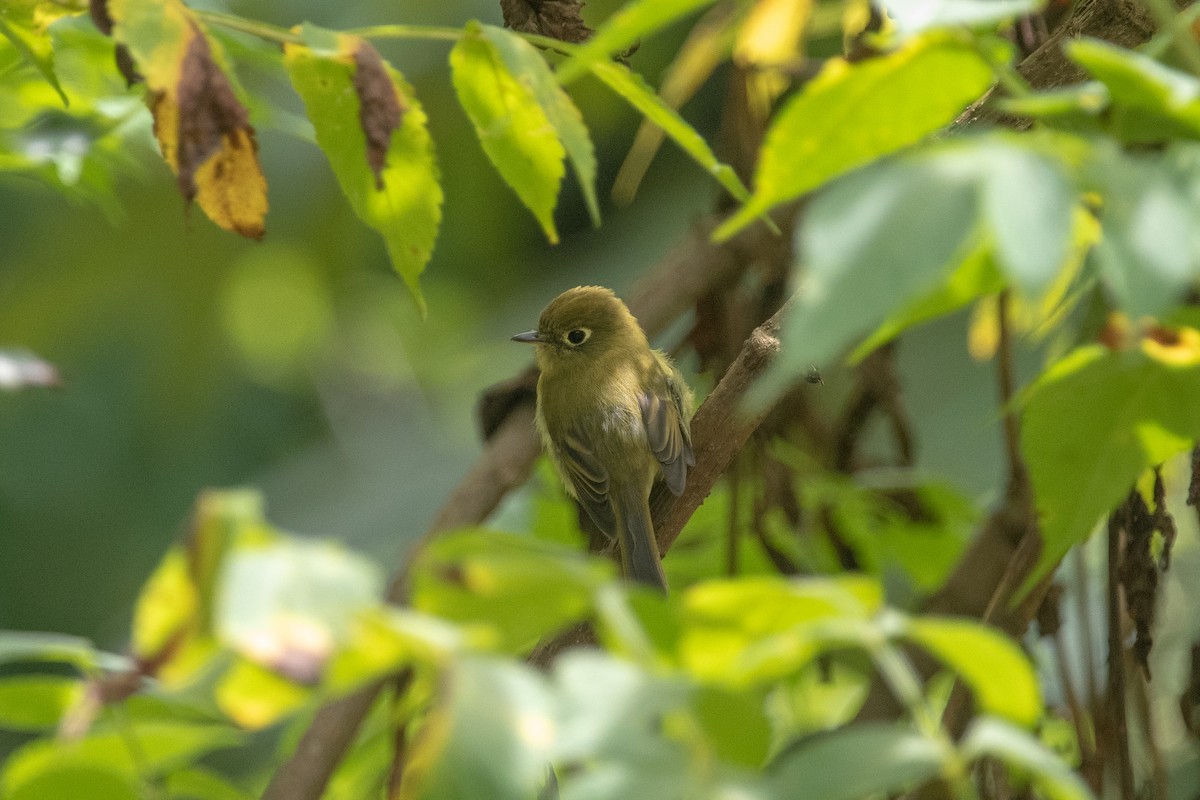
<box><xmin>0</xmin><ymin>0</ymin><xmax>731</xmax><ymax>640</ymax></box>
<box><xmin>0</xmin><ymin>0</ymin><xmax>1010</xmax><ymax>644</ymax></box>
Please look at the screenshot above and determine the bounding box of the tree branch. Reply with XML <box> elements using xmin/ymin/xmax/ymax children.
<box><xmin>653</xmin><ymin>301</ymin><xmax>789</xmax><ymax>553</ymax></box>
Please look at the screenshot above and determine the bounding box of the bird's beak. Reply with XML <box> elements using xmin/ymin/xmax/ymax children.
<box><xmin>511</xmin><ymin>330</ymin><xmax>544</xmax><ymax>344</ymax></box>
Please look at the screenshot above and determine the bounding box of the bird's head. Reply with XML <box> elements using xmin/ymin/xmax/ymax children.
<box><xmin>511</xmin><ymin>286</ymin><xmax>648</xmax><ymax>373</ymax></box>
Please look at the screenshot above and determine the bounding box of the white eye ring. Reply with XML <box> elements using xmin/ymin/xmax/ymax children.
<box><xmin>563</xmin><ymin>327</ymin><xmax>591</xmax><ymax>346</ymax></box>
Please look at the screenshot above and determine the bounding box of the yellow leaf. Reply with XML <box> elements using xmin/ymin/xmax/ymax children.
<box><xmin>736</xmin><ymin>0</ymin><xmax>812</xmax><ymax>115</ymax></box>
<box><xmin>215</xmin><ymin>659</ymin><xmax>311</xmax><ymax>729</ymax></box>
<box><xmin>131</xmin><ymin>547</ymin><xmax>197</xmax><ymax>659</ymax></box>
<box><xmin>735</xmin><ymin>0</ymin><xmax>812</xmax><ymax>68</ymax></box>
<box><xmin>192</xmin><ymin>126</ymin><xmax>268</xmax><ymax>240</ymax></box>
<box><xmin>108</xmin><ymin>0</ymin><xmax>268</xmax><ymax>238</ymax></box>
<box><xmin>968</xmin><ymin>293</ymin><xmax>1001</xmax><ymax>361</ymax></box>
<box><xmin>842</xmin><ymin>0</ymin><xmax>875</xmax><ymax>51</ymax></box>
<box><xmin>1142</xmin><ymin>325</ymin><xmax>1200</xmax><ymax>366</ymax></box>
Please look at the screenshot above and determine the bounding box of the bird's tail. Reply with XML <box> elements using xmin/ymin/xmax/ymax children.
<box><xmin>611</xmin><ymin>484</ymin><xmax>668</xmax><ymax>593</ymax></box>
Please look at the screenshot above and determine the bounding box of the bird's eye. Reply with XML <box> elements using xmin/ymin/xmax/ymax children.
<box><xmin>564</xmin><ymin>328</ymin><xmax>590</xmax><ymax>346</ymax></box>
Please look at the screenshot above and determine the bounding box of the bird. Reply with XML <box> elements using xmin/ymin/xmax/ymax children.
<box><xmin>512</xmin><ymin>286</ymin><xmax>694</xmax><ymax>591</ymax></box>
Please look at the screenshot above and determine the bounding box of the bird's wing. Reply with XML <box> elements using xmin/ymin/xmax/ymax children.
<box><xmin>640</xmin><ymin>371</ymin><xmax>695</xmax><ymax>497</ymax></box>
<box><xmin>557</xmin><ymin>427</ymin><xmax>617</xmax><ymax>538</ymax></box>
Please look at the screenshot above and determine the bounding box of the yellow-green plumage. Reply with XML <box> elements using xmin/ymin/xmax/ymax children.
<box><xmin>512</xmin><ymin>286</ymin><xmax>694</xmax><ymax>591</ymax></box>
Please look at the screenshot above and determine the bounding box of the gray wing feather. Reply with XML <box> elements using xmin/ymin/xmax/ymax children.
<box><xmin>640</xmin><ymin>375</ymin><xmax>694</xmax><ymax>497</ymax></box>
<box><xmin>558</xmin><ymin>429</ymin><xmax>617</xmax><ymax>538</ymax></box>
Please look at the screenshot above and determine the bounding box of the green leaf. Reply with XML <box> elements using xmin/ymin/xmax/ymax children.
<box><xmin>450</xmin><ymin>21</ymin><xmax>564</xmax><ymax>244</ymax></box>
<box><xmin>904</xmin><ymin>618</ymin><xmax>1041</xmax><ymax>727</ymax></box>
<box><xmin>550</xmin><ymin>651</ymin><xmax>696</xmax><ymax>800</ymax></box>
<box><xmin>402</xmin><ymin>657</ymin><xmax>553</xmax><ymax>800</ymax></box>
<box><xmin>0</xmin><ymin>676</ymin><xmax>81</xmax><ymax>731</ymax></box>
<box><xmin>284</xmin><ymin>29</ymin><xmax>442</xmax><ymax>315</ymax></box>
<box><xmin>1068</xmin><ymin>37</ymin><xmax>1200</xmax><ymax>143</ymax></box>
<box><xmin>827</xmin><ymin>481</ymin><xmax>977</xmax><ymax>597</ymax></box>
<box><xmin>0</xmin><ymin>630</ymin><xmax>123</xmax><ymax>671</ymax></box>
<box><xmin>588</xmin><ymin>60</ymin><xmax>755</xmax><ymax>208</ymax></box>
<box><xmin>772</xmin><ymin>660</ymin><xmax>872</xmax><ymax>736</ymax></box>
<box><xmin>881</xmin><ymin>0</ymin><xmax>1042</xmax><ymax>35</ymax></box>
<box><xmin>5</xmin><ymin>764</ymin><xmax>137</xmax><ymax>800</ymax></box>
<box><xmin>962</xmin><ymin>718</ymin><xmax>1095</xmax><ymax>800</ymax></box>
<box><xmin>325</xmin><ymin>607</ymin><xmax>463</xmax><ymax>692</ymax></box>
<box><xmin>995</xmin><ymin>83</ymin><xmax>1108</xmax><ymax>128</ymax></box>
<box><xmin>410</xmin><ymin>530</ymin><xmax>608</xmax><ymax>654</ymax></box>
<box><xmin>714</xmin><ymin>32</ymin><xmax>999</xmax><ymax>240</ymax></box>
<box><xmin>0</xmin><ymin>14</ymin><xmax>67</xmax><ymax>106</ymax></box>
<box><xmin>215</xmin><ymin>538</ymin><xmax>383</xmax><ymax>654</ymax></box>
<box><xmin>768</xmin><ymin>723</ymin><xmax>946</xmax><ymax>800</ymax></box>
<box><xmin>679</xmin><ymin>576</ymin><xmax>882</xmax><ymax>686</ymax></box>
<box><xmin>552</xmin><ymin>651</ymin><xmax>684</xmax><ymax>760</ymax></box>
<box><xmin>693</xmin><ymin>686</ymin><xmax>772</xmax><ymax>768</ymax></box>
<box><xmin>1089</xmin><ymin>144</ymin><xmax>1200</xmax><ymax>316</ymax></box>
<box><xmin>166</xmin><ymin>767</ymin><xmax>254</xmax><ymax>800</ymax></box>
<box><xmin>132</xmin><ymin>546</ymin><xmax>202</xmax><ymax>667</ymax></box>
<box><xmin>478</xmin><ymin>24</ymin><xmax>600</xmax><ymax>226</ymax></box>
<box><xmin>1021</xmin><ymin>342</ymin><xmax>1200</xmax><ymax>588</ymax></box>
<box><xmin>980</xmin><ymin>141</ymin><xmax>1075</xmax><ymax>295</ymax></box>
<box><xmin>555</xmin><ymin>0</ymin><xmax>719</xmax><ymax>84</ymax></box>
<box><xmin>2</xmin><ymin>721</ymin><xmax>243</xmax><ymax>794</ymax></box>
<box><xmin>753</xmin><ymin>147</ymin><xmax>981</xmax><ymax>403</ymax></box>
<box><xmin>130</xmin><ymin>492</ymin><xmax>278</xmax><ymax>688</ymax></box>
<box><xmin>209</xmin><ymin>533</ymin><xmax>382</xmax><ymax>701</ymax></box>
<box><xmin>850</xmin><ymin>242</ymin><xmax>1004</xmax><ymax>362</ymax></box>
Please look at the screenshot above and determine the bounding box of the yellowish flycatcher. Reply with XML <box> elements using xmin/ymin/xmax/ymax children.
<box><xmin>513</xmin><ymin>286</ymin><xmax>694</xmax><ymax>591</ymax></box>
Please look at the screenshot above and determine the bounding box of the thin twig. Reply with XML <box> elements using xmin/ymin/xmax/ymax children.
<box><xmin>386</xmin><ymin>669</ymin><xmax>414</xmax><ymax>800</ymax></box>
<box><xmin>1071</xmin><ymin>544</ymin><xmax>1103</xmax><ymax>791</ymax></box>
<box><xmin>1131</xmin><ymin>666</ymin><xmax>1169</xmax><ymax>800</ymax></box>
<box><xmin>996</xmin><ymin>291</ymin><xmax>1026</xmax><ymax>489</ymax></box>
<box><xmin>1074</xmin><ymin>545</ymin><xmax>1101</xmax><ymax>712</ymax></box>
<box><xmin>1107</xmin><ymin>506</ymin><xmax>1135</xmax><ymax>800</ymax></box>
<box><xmin>1051</xmin><ymin>619</ymin><xmax>1097</xmax><ymax>787</ymax></box>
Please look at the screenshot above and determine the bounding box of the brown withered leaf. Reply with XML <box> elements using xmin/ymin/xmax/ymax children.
<box><xmin>89</xmin><ymin>0</ymin><xmax>113</xmax><ymax>34</ymax></box>
<box><xmin>351</xmin><ymin>41</ymin><xmax>406</xmax><ymax>191</ymax></box>
<box><xmin>150</xmin><ymin>86</ymin><xmax>267</xmax><ymax>237</ymax></box>
<box><xmin>190</xmin><ymin>126</ymin><xmax>267</xmax><ymax>240</ymax></box>
<box><xmin>147</xmin><ymin>24</ymin><xmax>267</xmax><ymax>239</ymax></box>
<box><xmin>174</xmin><ymin>26</ymin><xmax>250</xmax><ymax>202</ymax></box>
<box><xmin>88</xmin><ymin>0</ymin><xmax>142</xmax><ymax>86</ymax></box>
<box><xmin>114</xmin><ymin>45</ymin><xmax>142</xmax><ymax>86</ymax></box>
<box><xmin>500</xmin><ymin>0</ymin><xmax>593</xmax><ymax>44</ymax></box>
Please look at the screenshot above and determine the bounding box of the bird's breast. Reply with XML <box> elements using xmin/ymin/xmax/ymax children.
<box><xmin>539</xmin><ymin>364</ymin><xmax>650</xmax><ymax>450</ymax></box>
